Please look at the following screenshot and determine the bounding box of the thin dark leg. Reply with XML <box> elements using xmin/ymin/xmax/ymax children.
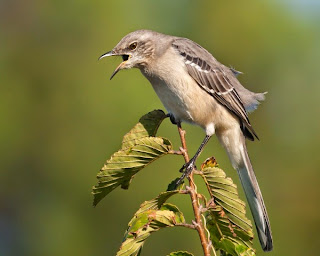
<box><xmin>176</xmin><ymin>134</ymin><xmax>211</xmax><ymax>186</ymax></box>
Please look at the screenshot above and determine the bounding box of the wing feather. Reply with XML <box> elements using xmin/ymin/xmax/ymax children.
<box><xmin>172</xmin><ymin>38</ymin><xmax>258</xmax><ymax>140</ymax></box>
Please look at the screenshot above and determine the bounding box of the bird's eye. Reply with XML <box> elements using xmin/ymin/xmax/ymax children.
<box><xmin>129</xmin><ymin>42</ymin><xmax>137</xmax><ymax>50</ymax></box>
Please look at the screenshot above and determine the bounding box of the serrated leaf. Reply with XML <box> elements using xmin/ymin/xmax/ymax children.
<box><xmin>201</xmin><ymin>162</ymin><xmax>255</xmax><ymax>256</ymax></box>
<box><xmin>122</xmin><ymin>110</ymin><xmax>167</xmax><ymax>149</ymax></box>
<box><xmin>93</xmin><ymin>137</ymin><xmax>172</xmax><ymax>206</ymax></box>
<box><xmin>167</xmin><ymin>251</ymin><xmax>194</xmax><ymax>256</ymax></box>
<box><xmin>203</xmin><ymin>167</ymin><xmax>251</xmax><ymax>231</ymax></box>
<box><xmin>126</xmin><ymin>191</ymin><xmax>180</xmax><ymax>233</ymax></box>
<box><xmin>117</xmin><ymin>191</ymin><xmax>184</xmax><ymax>256</ymax></box>
<box><xmin>92</xmin><ymin>109</ymin><xmax>170</xmax><ymax>206</ymax></box>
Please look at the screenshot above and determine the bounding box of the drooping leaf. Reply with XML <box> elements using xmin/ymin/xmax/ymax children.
<box><xmin>93</xmin><ymin>137</ymin><xmax>172</xmax><ymax>206</ymax></box>
<box><xmin>117</xmin><ymin>195</ymin><xmax>184</xmax><ymax>256</ymax></box>
<box><xmin>92</xmin><ymin>110</ymin><xmax>171</xmax><ymax>206</ymax></box>
<box><xmin>200</xmin><ymin>158</ymin><xmax>255</xmax><ymax>256</ymax></box>
<box><xmin>167</xmin><ymin>251</ymin><xmax>194</xmax><ymax>256</ymax></box>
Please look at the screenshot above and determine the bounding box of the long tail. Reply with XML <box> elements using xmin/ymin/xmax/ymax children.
<box><xmin>218</xmin><ymin>131</ymin><xmax>273</xmax><ymax>251</ymax></box>
<box><xmin>238</xmin><ymin>138</ymin><xmax>273</xmax><ymax>251</ymax></box>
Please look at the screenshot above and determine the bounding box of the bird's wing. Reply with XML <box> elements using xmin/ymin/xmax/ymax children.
<box><xmin>172</xmin><ymin>38</ymin><xmax>258</xmax><ymax>140</ymax></box>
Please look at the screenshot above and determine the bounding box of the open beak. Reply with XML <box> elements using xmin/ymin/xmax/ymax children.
<box><xmin>98</xmin><ymin>51</ymin><xmax>130</xmax><ymax>80</ymax></box>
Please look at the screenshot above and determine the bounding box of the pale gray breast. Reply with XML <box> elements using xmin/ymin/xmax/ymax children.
<box><xmin>140</xmin><ymin>48</ymin><xmax>221</xmax><ymax>127</ymax></box>
<box><xmin>142</xmin><ymin>67</ymin><xmax>195</xmax><ymax>123</ymax></box>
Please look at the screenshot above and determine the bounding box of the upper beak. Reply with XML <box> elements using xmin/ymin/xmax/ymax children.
<box><xmin>98</xmin><ymin>50</ymin><xmax>129</xmax><ymax>80</ymax></box>
<box><xmin>98</xmin><ymin>50</ymin><xmax>115</xmax><ymax>60</ymax></box>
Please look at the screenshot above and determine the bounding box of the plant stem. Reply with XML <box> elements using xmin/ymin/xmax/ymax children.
<box><xmin>177</xmin><ymin>124</ymin><xmax>212</xmax><ymax>256</ymax></box>
<box><xmin>175</xmin><ymin>223</ymin><xmax>196</xmax><ymax>229</ymax></box>
<box><xmin>168</xmin><ymin>150</ymin><xmax>183</xmax><ymax>155</ymax></box>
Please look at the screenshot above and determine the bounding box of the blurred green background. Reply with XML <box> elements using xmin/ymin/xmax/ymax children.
<box><xmin>1</xmin><ymin>0</ymin><xmax>319</xmax><ymax>255</ymax></box>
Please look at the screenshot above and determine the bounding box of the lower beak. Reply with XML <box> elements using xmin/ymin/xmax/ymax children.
<box><xmin>98</xmin><ymin>51</ymin><xmax>129</xmax><ymax>80</ymax></box>
<box><xmin>109</xmin><ymin>61</ymin><xmax>126</xmax><ymax>80</ymax></box>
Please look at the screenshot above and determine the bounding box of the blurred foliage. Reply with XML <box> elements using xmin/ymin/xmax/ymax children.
<box><xmin>0</xmin><ymin>0</ymin><xmax>320</xmax><ymax>256</ymax></box>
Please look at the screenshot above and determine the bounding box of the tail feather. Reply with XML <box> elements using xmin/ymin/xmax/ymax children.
<box><xmin>217</xmin><ymin>127</ymin><xmax>273</xmax><ymax>251</ymax></box>
<box><xmin>238</xmin><ymin>141</ymin><xmax>273</xmax><ymax>251</ymax></box>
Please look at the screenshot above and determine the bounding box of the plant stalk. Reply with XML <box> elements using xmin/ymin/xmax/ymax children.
<box><xmin>177</xmin><ymin>124</ymin><xmax>212</xmax><ymax>256</ymax></box>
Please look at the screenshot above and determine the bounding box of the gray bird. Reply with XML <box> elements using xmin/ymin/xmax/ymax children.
<box><xmin>99</xmin><ymin>29</ymin><xmax>273</xmax><ymax>251</ymax></box>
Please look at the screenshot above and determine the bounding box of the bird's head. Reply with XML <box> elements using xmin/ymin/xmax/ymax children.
<box><xmin>99</xmin><ymin>30</ymin><xmax>163</xmax><ymax>80</ymax></box>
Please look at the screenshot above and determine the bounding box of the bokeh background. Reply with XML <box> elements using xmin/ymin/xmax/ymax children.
<box><xmin>1</xmin><ymin>0</ymin><xmax>319</xmax><ymax>255</ymax></box>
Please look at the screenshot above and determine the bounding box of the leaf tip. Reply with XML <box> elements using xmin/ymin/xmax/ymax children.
<box><xmin>201</xmin><ymin>157</ymin><xmax>218</xmax><ymax>170</ymax></box>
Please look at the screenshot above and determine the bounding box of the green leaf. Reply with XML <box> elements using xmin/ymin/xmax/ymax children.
<box><xmin>117</xmin><ymin>208</ymin><xmax>183</xmax><ymax>256</ymax></box>
<box><xmin>93</xmin><ymin>136</ymin><xmax>172</xmax><ymax>206</ymax></box>
<box><xmin>201</xmin><ymin>163</ymin><xmax>255</xmax><ymax>256</ymax></box>
<box><xmin>117</xmin><ymin>191</ymin><xmax>184</xmax><ymax>256</ymax></box>
<box><xmin>122</xmin><ymin>109</ymin><xmax>167</xmax><ymax>149</ymax></box>
<box><xmin>92</xmin><ymin>110</ymin><xmax>171</xmax><ymax>206</ymax></box>
<box><xmin>166</xmin><ymin>178</ymin><xmax>183</xmax><ymax>191</ymax></box>
<box><xmin>202</xmin><ymin>166</ymin><xmax>252</xmax><ymax>232</ymax></box>
<box><xmin>126</xmin><ymin>191</ymin><xmax>180</xmax><ymax>232</ymax></box>
<box><xmin>167</xmin><ymin>251</ymin><xmax>194</xmax><ymax>256</ymax></box>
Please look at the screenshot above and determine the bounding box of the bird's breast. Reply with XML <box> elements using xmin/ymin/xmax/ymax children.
<box><xmin>140</xmin><ymin>47</ymin><xmax>238</xmax><ymax>133</ymax></box>
<box><xmin>150</xmin><ymin>76</ymin><xmax>194</xmax><ymax>122</ymax></box>
<box><xmin>141</xmin><ymin>64</ymin><xmax>223</xmax><ymax>130</ymax></box>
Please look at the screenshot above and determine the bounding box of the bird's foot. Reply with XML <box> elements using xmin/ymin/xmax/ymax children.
<box><xmin>179</xmin><ymin>160</ymin><xmax>197</xmax><ymax>173</ymax></box>
<box><xmin>175</xmin><ymin>159</ymin><xmax>197</xmax><ymax>186</ymax></box>
<box><xmin>166</xmin><ymin>113</ymin><xmax>179</xmax><ymax>125</ymax></box>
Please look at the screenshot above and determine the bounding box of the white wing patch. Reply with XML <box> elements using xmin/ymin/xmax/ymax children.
<box><xmin>185</xmin><ymin>60</ymin><xmax>234</xmax><ymax>95</ymax></box>
<box><xmin>216</xmin><ymin>87</ymin><xmax>234</xmax><ymax>95</ymax></box>
<box><xmin>185</xmin><ymin>60</ymin><xmax>209</xmax><ymax>73</ymax></box>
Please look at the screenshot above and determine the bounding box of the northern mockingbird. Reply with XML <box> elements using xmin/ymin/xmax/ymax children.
<box><xmin>99</xmin><ymin>29</ymin><xmax>273</xmax><ymax>251</ymax></box>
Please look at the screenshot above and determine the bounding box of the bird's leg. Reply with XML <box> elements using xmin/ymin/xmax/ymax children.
<box><xmin>176</xmin><ymin>134</ymin><xmax>211</xmax><ymax>186</ymax></box>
